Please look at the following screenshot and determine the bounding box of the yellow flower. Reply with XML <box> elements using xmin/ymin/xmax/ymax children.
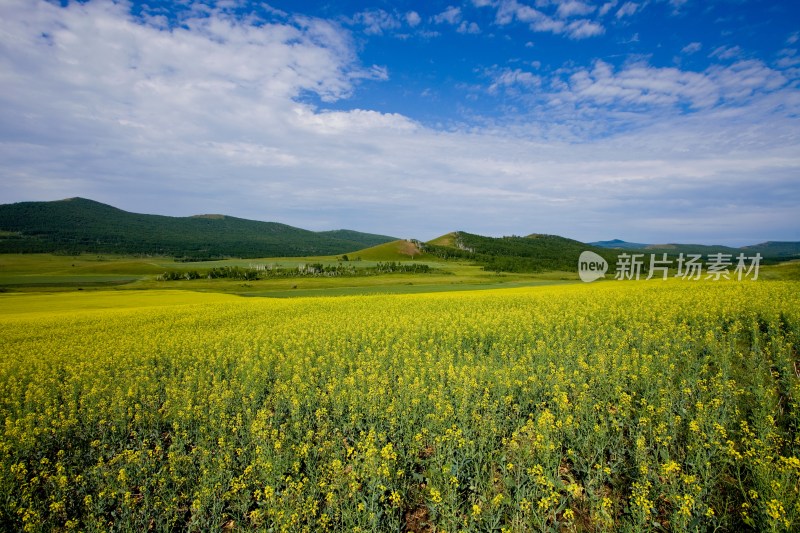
<box><xmin>765</xmin><ymin>499</ymin><xmax>785</xmax><ymax>523</ymax></box>
<box><xmin>661</xmin><ymin>461</ymin><xmax>681</xmax><ymax>477</ymax></box>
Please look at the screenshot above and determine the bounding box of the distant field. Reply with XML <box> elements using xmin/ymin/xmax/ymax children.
<box><xmin>0</xmin><ymin>253</ymin><xmax>580</xmax><ymax>295</ymax></box>
<box><xmin>240</xmin><ymin>279</ymin><xmax>574</xmax><ymax>298</ymax></box>
<box><xmin>2</xmin><ymin>253</ymin><xmax>797</xmax><ymax>297</ymax></box>
<box><xmin>1</xmin><ymin>282</ymin><xmax>798</xmax><ymax>531</ymax></box>
<box><xmin>0</xmin><ymin>289</ymin><xmax>237</xmax><ymax>315</ymax></box>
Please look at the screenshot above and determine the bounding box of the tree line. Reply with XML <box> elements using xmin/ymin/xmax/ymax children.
<box><xmin>157</xmin><ymin>262</ymin><xmax>433</xmax><ymax>281</ymax></box>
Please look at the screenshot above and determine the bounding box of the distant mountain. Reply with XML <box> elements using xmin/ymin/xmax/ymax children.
<box><xmin>0</xmin><ymin>198</ymin><xmax>396</xmax><ymax>258</ymax></box>
<box><xmin>591</xmin><ymin>239</ymin><xmax>649</xmax><ymax>249</ymax></box>
<box><xmin>591</xmin><ymin>239</ymin><xmax>800</xmax><ymax>259</ymax></box>
<box><xmin>741</xmin><ymin>241</ymin><xmax>800</xmax><ymax>259</ymax></box>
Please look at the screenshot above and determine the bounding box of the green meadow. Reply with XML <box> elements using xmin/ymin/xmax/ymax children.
<box><xmin>0</xmin><ymin>253</ymin><xmax>580</xmax><ymax>297</ymax></box>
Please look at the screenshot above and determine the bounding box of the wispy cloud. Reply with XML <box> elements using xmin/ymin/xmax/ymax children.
<box><xmin>709</xmin><ymin>45</ymin><xmax>743</xmax><ymax>61</ymax></box>
<box><xmin>556</xmin><ymin>1</ymin><xmax>596</xmax><ymax>18</ymax></box>
<box><xmin>487</xmin><ymin>67</ymin><xmax>542</xmax><ymax>94</ymax></box>
<box><xmin>599</xmin><ymin>1</ymin><xmax>618</xmax><ymax>17</ymax></box>
<box><xmin>682</xmin><ymin>42</ymin><xmax>702</xmax><ymax>55</ymax></box>
<box><xmin>776</xmin><ymin>48</ymin><xmax>800</xmax><ymax>69</ymax></box>
<box><xmin>668</xmin><ymin>0</ymin><xmax>690</xmax><ymax>14</ymax></box>
<box><xmin>548</xmin><ymin>59</ymin><xmax>790</xmax><ymax>121</ymax></box>
<box><xmin>615</xmin><ymin>2</ymin><xmax>640</xmax><ymax>18</ymax></box>
<box><xmin>556</xmin><ymin>60</ymin><xmax>719</xmax><ymax>111</ymax></box>
<box><xmin>568</xmin><ymin>19</ymin><xmax>605</xmax><ymax>38</ymax></box>
<box><xmin>430</xmin><ymin>5</ymin><xmax>480</xmax><ymax>34</ymax></box>
<box><xmin>495</xmin><ymin>0</ymin><xmax>605</xmax><ymax>39</ymax></box>
<box><xmin>351</xmin><ymin>9</ymin><xmax>402</xmax><ymax>35</ymax></box>
<box><xmin>432</xmin><ymin>6</ymin><xmax>463</xmax><ymax>25</ymax></box>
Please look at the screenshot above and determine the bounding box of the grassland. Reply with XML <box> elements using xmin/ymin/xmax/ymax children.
<box><xmin>2</xmin><ymin>252</ymin><xmax>798</xmax><ymax>299</ymax></box>
<box><xmin>0</xmin><ymin>253</ymin><xmax>579</xmax><ymax>297</ymax></box>
<box><xmin>1</xmin><ymin>280</ymin><xmax>798</xmax><ymax>531</ymax></box>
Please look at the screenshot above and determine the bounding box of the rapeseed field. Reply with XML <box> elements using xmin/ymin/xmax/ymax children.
<box><xmin>0</xmin><ymin>282</ymin><xmax>798</xmax><ymax>531</ymax></box>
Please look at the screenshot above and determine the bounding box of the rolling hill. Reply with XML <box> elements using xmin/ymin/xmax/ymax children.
<box><xmin>348</xmin><ymin>239</ymin><xmax>435</xmax><ymax>261</ymax></box>
<box><xmin>3</xmin><ymin>198</ymin><xmax>796</xmax><ymax>268</ymax></box>
<box><xmin>592</xmin><ymin>239</ymin><xmax>800</xmax><ymax>260</ymax></box>
<box><xmin>0</xmin><ymin>198</ymin><xmax>396</xmax><ymax>258</ymax></box>
<box><xmin>423</xmin><ymin>231</ymin><xmax>617</xmax><ymax>272</ymax></box>
<box><xmin>423</xmin><ymin>231</ymin><xmax>800</xmax><ymax>274</ymax></box>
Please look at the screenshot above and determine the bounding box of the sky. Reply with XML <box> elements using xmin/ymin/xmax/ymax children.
<box><xmin>0</xmin><ymin>0</ymin><xmax>798</xmax><ymax>245</ymax></box>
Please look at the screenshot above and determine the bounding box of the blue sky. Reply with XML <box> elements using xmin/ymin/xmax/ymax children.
<box><xmin>1</xmin><ymin>0</ymin><xmax>798</xmax><ymax>245</ymax></box>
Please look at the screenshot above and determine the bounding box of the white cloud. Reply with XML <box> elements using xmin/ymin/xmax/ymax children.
<box><xmin>352</xmin><ymin>9</ymin><xmax>401</xmax><ymax>35</ymax></box>
<box><xmin>615</xmin><ymin>2</ymin><xmax>639</xmax><ymax>18</ymax></box>
<box><xmin>406</xmin><ymin>11</ymin><xmax>421</xmax><ymax>27</ymax></box>
<box><xmin>432</xmin><ymin>6</ymin><xmax>463</xmax><ymax>25</ymax></box>
<box><xmin>776</xmin><ymin>48</ymin><xmax>800</xmax><ymax>69</ymax></box>
<box><xmin>598</xmin><ymin>1</ymin><xmax>618</xmax><ymax>16</ymax></box>
<box><xmin>556</xmin><ymin>1</ymin><xmax>595</xmax><ymax>19</ymax></box>
<box><xmin>495</xmin><ymin>0</ymin><xmax>543</xmax><ymax>25</ymax></box>
<box><xmin>560</xmin><ymin>61</ymin><xmax>718</xmax><ymax>110</ymax></box>
<box><xmin>707</xmin><ymin>60</ymin><xmax>788</xmax><ymax>101</ymax></box>
<box><xmin>622</xmin><ymin>32</ymin><xmax>640</xmax><ymax>44</ymax></box>
<box><xmin>495</xmin><ymin>0</ymin><xmax>538</xmax><ymax>25</ymax></box>
<box><xmin>566</xmin><ymin>19</ymin><xmax>605</xmax><ymax>39</ymax></box>
<box><xmin>682</xmin><ymin>42</ymin><xmax>702</xmax><ymax>55</ymax></box>
<box><xmin>552</xmin><ymin>59</ymin><xmax>789</xmax><ymax>114</ymax></box>
<box><xmin>358</xmin><ymin>64</ymin><xmax>390</xmax><ymax>82</ymax></box>
<box><xmin>709</xmin><ymin>45</ymin><xmax>743</xmax><ymax>61</ymax></box>
<box><xmin>788</xmin><ymin>32</ymin><xmax>799</xmax><ymax>45</ymax></box>
<box><xmin>206</xmin><ymin>142</ymin><xmax>299</xmax><ymax>168</ymax></box>
<box><xmin>291</xmin><ymin>108</ymin><xmax>418</xmax><ymax>135</ymax></box>
<box><xmin>488</xmin><ymin>67</ymin><xmax>542</xmax><ymax>93</ymax></box>
<box><xmin>495</xmin><ymin>0</ymin><xmax>604</xmax><ymax>39</ymax></box>
<box><xmin>457</xmin><ymin>21</ymin><xmax>482</xmax><ymax>34</ymax></box>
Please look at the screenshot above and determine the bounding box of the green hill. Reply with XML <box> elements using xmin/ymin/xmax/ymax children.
<box><xmin>349</xmin><ymin>239</ymin><xmax>435</xmax><ymax>261</ymax></box>
<box><xmin>740</xmin><ymin>241</ymin><xmax>800</xmax><ymax>260</ymax></box>
<box><xmin>423</xmin><ymin>231</ymin><xmax>616</xmax><ymax>272</ymax></box>
<box><xmin>426</xmin><ymin>233</ymin><xmax>457</xmax><ymax>247</ymax></box>
<box><xmin>425</xmin><ymin>231</ymin><xmax>800</xmax><ymax>274</ymax></box>
<box><xmin>0</xmin><ymin>198</ymin><xmax>396</xmax><ymax>258</ymax></box>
